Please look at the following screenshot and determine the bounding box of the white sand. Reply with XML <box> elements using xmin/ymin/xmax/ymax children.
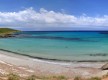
<box><xmin>0</xmin><ymin>50</ymin><xmax>107</xmax><ymax>78</ymax></box>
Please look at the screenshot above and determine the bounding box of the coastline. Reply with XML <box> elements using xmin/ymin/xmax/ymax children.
<box><xmin>0</xmin><ymin>49</ymin><xmax>108</xmax><ymax>63</ymax></box>
<box><xmin>0</xmin><ymin>49</ymin><xmax>106</xmax><ymax>78</ymax></box>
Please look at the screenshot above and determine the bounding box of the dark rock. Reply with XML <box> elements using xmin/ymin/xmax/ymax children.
<box><xmin>0</xmin><ymin>34</ymin><xmax>15</xmax><ymax>38</ymax></box>
<box><xmin>101</xmin><ymin>63</ymin><xmax>108</xmax><ymax>70</ymax></box>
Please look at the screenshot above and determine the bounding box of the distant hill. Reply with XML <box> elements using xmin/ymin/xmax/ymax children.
<box><xmin>0</xmin><ymin>28</ymin><xmax>19</xmax><ymax>34</ymax></box>
<box><xmin>0</xmin><ymin>28</ymin><xmax>20</xmax><ymax>37</ymax></box>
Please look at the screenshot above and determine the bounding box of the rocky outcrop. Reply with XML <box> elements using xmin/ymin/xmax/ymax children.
<box><xmin>0</xmin><ymin>34</ymin><xmax>15</xmax><ymax>38</ymax></box>
<box><xmin>101</xmin><ymin>63</ymin><xmax>108</xmax><ymax>70</ymax></box>
<box><xmin>0</xmin><ymin>28</ymin><xmax>20</xmax><ymax>38</ymax></box>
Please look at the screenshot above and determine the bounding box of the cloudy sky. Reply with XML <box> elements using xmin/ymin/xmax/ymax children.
<box><xmin>0</xmin><ymin>0</ymin><xmax>108</xmax><ymax>30</ymax></box>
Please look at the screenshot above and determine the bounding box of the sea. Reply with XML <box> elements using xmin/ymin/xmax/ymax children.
<box><xmin>0</xmin><ymin>31</ymin><xmax>108</xmax><ymax>62</ymax></box>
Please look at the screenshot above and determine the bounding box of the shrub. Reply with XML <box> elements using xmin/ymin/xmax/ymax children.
<box><xmin>8</xmin><ymin>73</ymin><xmax>20</xmax><ymax>80</ymax></box>
<box><xmin>40</xmin><ymin>75</ymin><xmax>67</xmax><ymax>80</ymax></box>
<box><xmin>74</xmin><ymin>76</ymin><xmax>82</xmax><ymax>80</ymax></box>
<box><xmin>88</xmin><ymin>77</ymin><xmax>101</xmax><ymax>80</ymax></box>
<box><xmin>57</xmin><ymin>75</ymin><xmax>67</xmax><ymax>80</ymax></box>
<box><xmin>26</xmin><ymin>75</ymin><xmax>36</xmax><ymax>80</ymax></box>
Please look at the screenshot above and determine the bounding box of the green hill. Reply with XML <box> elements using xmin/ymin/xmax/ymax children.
<box><xmin>0</xmin><ymin>28</ymin><xmax>20</xmax><ymax>37</ymax></box>
<box><xmin>0</xmin><ymin>28</ymin><xmax>19</xmax><ymax>34</ymax></box>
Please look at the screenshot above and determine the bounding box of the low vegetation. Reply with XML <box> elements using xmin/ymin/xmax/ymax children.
<box><xmin>5</xmin><ymin>73</ymin><xmax>68</xmax><ymax>80</ymax></box>
<box><xmin>26</xmin><ymin>75</ymin><xmax>36</xmax><ymax>80</ymax></box>
<box><xmin>0</xmin><ymin>73</ymin><xmax>107</xmax><ymax>80</ymax></box>
<box><xmin>73</xmin><ymin>76</ymin><xmax>102</xmax><ymax>80</ymax></box>
<box><xmin>7</xmin><ymin>73</ymin><xmax>20</xmax><ymax>80</ymax></box>
<box><xmin>88</xmin><ymin>77</ymin><xmax>101</xmax><ymax>80</ymax></box>
<box><xmin>0</xmin><ymin>28</ymin><xmax>19</xmax><ymax>34</ymax></box>
<box><xmin>74</xmin><ymin>76</ymin><xmax>83</xmax><ymax>80</ymax></box>
<box><xmin>0</xmin><ymin>28</ymin><xmax>20</xmax><ymax>38</ymax></box>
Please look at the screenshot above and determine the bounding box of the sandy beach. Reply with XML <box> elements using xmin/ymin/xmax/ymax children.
<box><xmin>0</xmin><ymin>50</ymin><xmax>106</xmax><ymax>79</ymax></box>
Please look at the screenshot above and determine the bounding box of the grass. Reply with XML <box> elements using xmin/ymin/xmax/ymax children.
<box><xmin>88</xmin><ymin>77</ymin><xmax>101</xmax><ymax>80</ymax></box>
<box><xmin>6</xmin><ymin>74</ymin><xmax>68</xmax><ymax>80</ymax></box>
<box><xmin>0</xmin><ymin>28</ymin><xmax>19</xmax><ymax>34</ymax></box>
<box><xmin>26</xmin><ymin>75</ymin><xmax>36</xmax><ymax>80</ymax></box>
<box><xmin>74</xmin><ymin>76</ymin><xmax>83</xmax><ymax>80</ymax></box>
<box><xmin>7</xmin><ymin>73</ymin><xmax>20</xmax><ymax>80</ymax></box>
<box><xmin>1</xmin><ymin>73</ymin><xmax>106</xmax><ymax>80</ymax></box>
<box><xmin>37</xmin><ymin>75</ymin><xmax>68</xmax><ymax>80</ymax></box>
<box><xmin>73</xmin><ymin>76</ymin><xmax>102</xmax><ymax>80</ymax></box>
<box><xmin>50</xmin><ymin>75</ymin><xmax>68</xmax><ymax>80</ymax></box>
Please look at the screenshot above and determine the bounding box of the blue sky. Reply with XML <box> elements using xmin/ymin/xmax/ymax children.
<box><xmin>0</xmin><ymin>0</ymin><xmax>108</xmax><ymax>16</ymax></box>
<box><xmin>0</xmin><ymin>0</ymin><xmax>108</xmax><ymax>30</ymax></box>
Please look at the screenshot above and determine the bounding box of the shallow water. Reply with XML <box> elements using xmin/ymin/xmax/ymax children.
<box><xmin>0</xmin><ymin>31</ymin><xmax>108</xmax><ymax>61</ymax></box>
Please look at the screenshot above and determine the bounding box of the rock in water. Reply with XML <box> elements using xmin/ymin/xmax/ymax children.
<box><xmin>101</xmin><ymin>63</ymin><xmax>108</xmax><ymax>70</ymax></box>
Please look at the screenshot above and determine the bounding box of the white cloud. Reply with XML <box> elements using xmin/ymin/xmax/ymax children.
<box><xmin>0</xmin><ymin>7</ymin><xmax>108</xmax><ymax>30</ymax></box>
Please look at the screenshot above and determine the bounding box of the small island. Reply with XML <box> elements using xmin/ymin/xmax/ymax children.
<box><xmin>0</xmin><ymin>28</ymin><xmax>20</xmax><ymax>38</ymax></box>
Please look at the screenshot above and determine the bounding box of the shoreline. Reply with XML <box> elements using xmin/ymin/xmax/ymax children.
<box><xmin>0</xmin><ymin>49</ymin><xmax>106</xmax><ymax>78</ymax></box>
<box><xmin>0</xmin><ymin>49</ymin><xmax>108</xmax><ymax>63</ymax></box>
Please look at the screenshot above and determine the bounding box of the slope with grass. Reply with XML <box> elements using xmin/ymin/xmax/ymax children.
<box><xmin>0</xmin><ymin>28</ymin><xmax>20</xmax><ymax>37</ymax></box>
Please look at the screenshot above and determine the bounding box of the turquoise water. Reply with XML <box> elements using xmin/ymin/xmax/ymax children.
<box><xmin>0</xmin><ymin>31</ymin><xmax>108</xmax><ymax>61</ymax></box>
